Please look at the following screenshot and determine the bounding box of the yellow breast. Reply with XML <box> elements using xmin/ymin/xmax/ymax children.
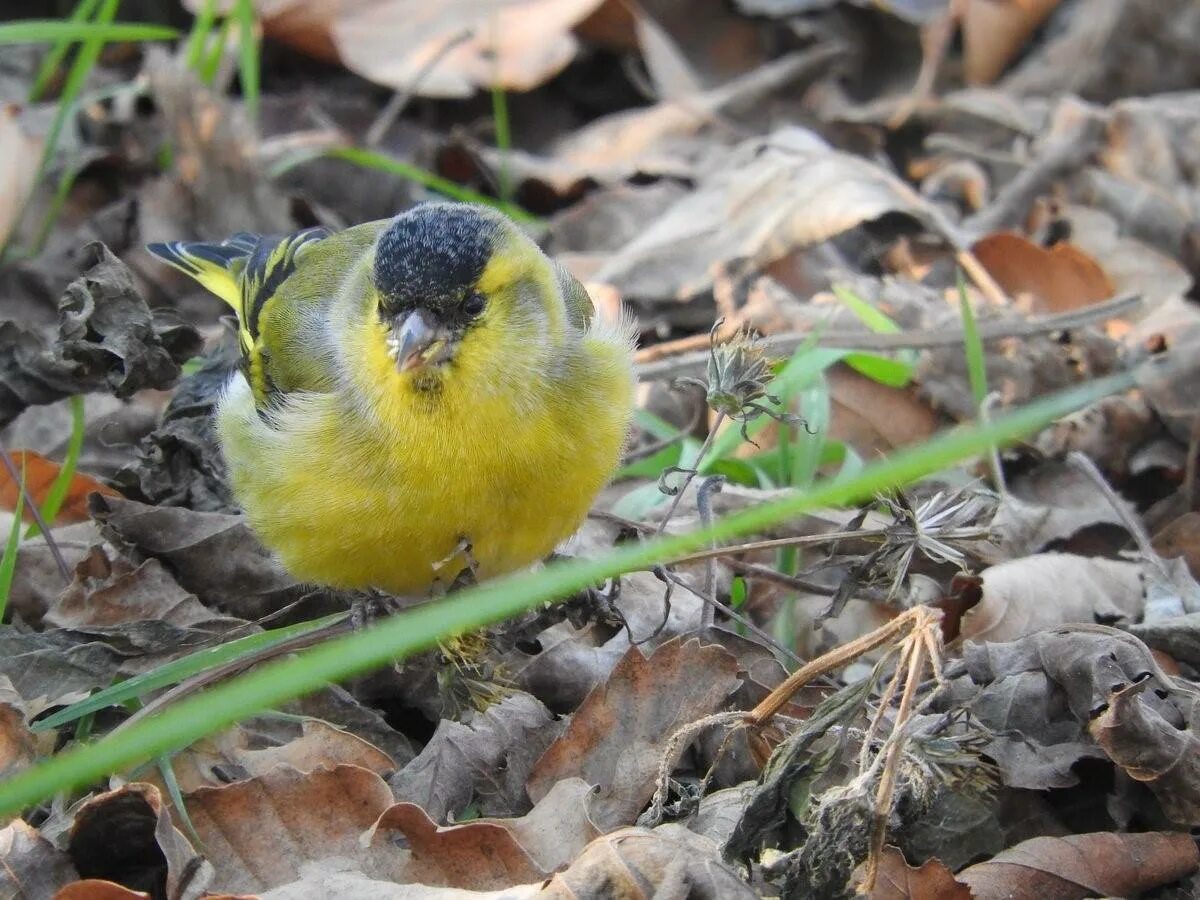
<box><xmin>216</xmin><ymin>330</ymin><xmax>633</xmax><ymax>595</ymax></box>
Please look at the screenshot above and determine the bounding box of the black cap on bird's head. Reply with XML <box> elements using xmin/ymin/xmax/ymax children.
<box><xmin>375</xmin><ymin>204</ymin><xmax>504</xmax><ymax>375</ymax></box>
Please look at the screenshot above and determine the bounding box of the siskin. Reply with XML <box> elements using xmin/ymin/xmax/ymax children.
<box><xmin>149</xmin><ymin>203</ymin><xmax>636</xmax><ymax>594</ymax></box>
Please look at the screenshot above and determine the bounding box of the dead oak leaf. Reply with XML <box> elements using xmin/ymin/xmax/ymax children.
<box><xmin>527</xmin><ymin>636</ymin><xmax>741</xmax><ymax>831</ymax></box>
<box><xmin>0</xmin><ymin>819</ymin><xmax>78</xmax><ymax>898</ymax></box>
<box><xmin>184</xmin><ymin>764</ymin><xmax>393</xmax><ymax>894</ymax></box>
<box><xmin>1090</xmin><ymin>679</ymin><xmax>1200</xmax><ymax>825</ymax></box>
<box><xmin>956</xmin><ymin>831</ymin><xmax>1199</xmax><ymax>900</ymax></box>
<box><xmin>0</xmin><ymin>450</ymin><xmax>119</xmax><ymax>525</ymax></box>
<box><xmin>971</xmin><ymin>231</ymin><xmax>1113</xmax><ymax>314</ymax></box>
<box><xmin>861</xmin><ymin>845</ymin><xmax>970</xmax><ymax>899</ymax></box>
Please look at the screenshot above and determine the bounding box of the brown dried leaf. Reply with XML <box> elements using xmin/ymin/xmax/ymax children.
<box><xmin>962</xmin><ymin>0</ymin><xmax>1062</xmax><ymax>85</ymax></box>
<box><xmin>543</xmin><ymin>824</ymin><xmax>756</xmax><ymax>898</ymax></box>
<box><xmin>962</xmin><ymin>553</ymin><xmax>1144</xmax><ymax>642</ymax></box>
<box><xmin>956</xmin><ymin>832</ymin><xmax>1199</xmax><ymax>900</ymax></box>
<box><xmin>826</xmin><ymin>364</ymin><xmax>939</xmax><ymax>456</ymax></box>
<box><xmin>46</xmin><ymin>547</ymin><xmax>235</xmax><ymax>630</ymax></box>
<box><xmin>863</xmin><ymin>845</ymin><xmax>970</xmax><ymax>899</ymax></box>
<box><xmin>69</xmin><ymin>783</ymin><xmax>211</xmax><ymax>898</ymax></box>
<box><xmin>0</xmin><ymin>819</ymin><xmax>78</xmax><ymax>898</ymax></box>
<box><xmin>0</xmin><ymin>451</ymin><xmax>119</xmax><ymax>523</ymax></box>
<box><xmin>185</xmin><ymin>764</ymin><xmax>393</xmax><ymax>894</ymax></box>
<box><xmin>1090</xmin><ymin>679</ymin><xmax>1200</xmax><ymax>825</ymax></box>
<box><xmin>971</xmin><ymin>231</ymin><xmax>1114</xmax><ymax>314</ymax></box>
<box><xmin>593</xmin><ymin>127</ymin><xmax>956</xmax><ymax>304</ymax></box>
<box><xmin>53</xmin><ymin>882</ymin><xmax>149</xmax><ymax>899</ymax></box>
<box><xmin>527</xmin><ymin>636</ymin><xmax>741</xmax><ymax>830</ymax></box>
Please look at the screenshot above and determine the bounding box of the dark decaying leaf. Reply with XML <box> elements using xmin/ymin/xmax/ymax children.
<box><xmin>527</xmin><ymin>636</ymin><xmax>741</xmax><ymax>831</ymax></box>
<box><xmin>1089</xmin><ymin>679</ymin><xmax>1200</xmax><ymax>826</ymax></box>
<box><xmin>68</xmin><ymin>782</ymin><xmax>212</xmax><ymax>899</ymax></box>
<box><xmin>945</xmin><ymin>629</ymin><xmax>1180</xmax><ymax>790</ymax></box>
<box><xmin>956</xmin><ymin>831</ymin><xmax>1199</xmax><ymax>900</ymax></box>
<box><xmin>863</xmin><ymin>846</ymin><xmax>971</xmax><ymax>900</ymax></box>
<box><xmin>389</xmin><ymin>691</ymin><xmax>560</xmax><ymax>821</ymax></box>
<box><xmin>0</xmin><ymin>243</ymin><xmax>201</xmax><ymax>429</ymax></box>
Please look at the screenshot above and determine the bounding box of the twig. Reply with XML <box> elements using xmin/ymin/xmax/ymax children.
<box><xmin>636</xmin><ymin>293</ymin><xmax>1143</xmax><ymax>381</ymax></box>
<box><xmin>365</xmin><ymin>28</ymin><xmax>473</xmax><ymax>147</ymax></box>
<box><xmin>668</xmin><ymin>526</ymin><xmax>991</xmax><ymax>567</ymax></box>
<box><xmin>696</xmin><ymin>476</ymin><xmax>725</xmax><ymax>629</ymax></box>
<box><xmin>0</xmin><ymin>444</ymin><xmax>70</xmax><ymax>581</ymax></box>
<box><xmin>1066</xmin><ymin>451</ymin><xmax>1154</xmax><ymax>556</ymax></box>
<box><xmin>654</xmin><ymin>412</ymin><xmax>726</xmax><ymax>537</ymax></box>
<box><xmin>980</xmin><ymin>392</ymin><xmax>1008</xmax><ymax>495</ymax></box>
<box><xmin>888</xmin><ymin>0</ymin><xmax>962</xmax><ymax>129</ymax></box>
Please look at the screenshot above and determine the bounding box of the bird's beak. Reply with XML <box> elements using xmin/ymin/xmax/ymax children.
<box><xmin>387</xmin><ymin>309</ymin><xmax>453</xmax><ymax>372</ymax></box>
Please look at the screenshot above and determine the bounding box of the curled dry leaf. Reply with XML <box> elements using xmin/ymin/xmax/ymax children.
<box><xmin>0</xmin><ymin>243</ymin><xmax>202</xmax><ymax>429</ymax></box>
<box><xmin>956</xmin><ymin>831</ymin><xmax>1199</xmax><ymax>900</ymax></box>
<box><xmin>389</xmin><ymin>691</ymin><xmax>559</xmax><ymax>821</ymax></box>
<box><xmin>527</xmin><ymin>636</ymin><xmax>741</xmax><ymax>830</ymax></box>
<box><xmin>0</xmin><ymin>451</ymin><xmax>119</xmax><ymax>524</ymax></box>
<box><xmin>971</xmin><ymin>231</ymin><xmax>1113</xmax><ymax>314</ymax></box>
<box><xmin>962</xmin><ymin>0</ymin><xmax>1062</xmax><ymax>85</ymax></box>
<box><xmin>1089</xmin><ymin>679</ymin><xmax>1200</xmax><ymax>825</ymax></box>
<box><xmin>69</xmin><ymin>782</ymin><xmax>212</xmax><ymax>899</ymax></box>
<box><xmin>593</xmin><ymin>127</ymin><xmax>958</xmax><ymax>305</ymax></box>
<box><xmin>960</xmin><ymin>553</ymin><xmax>1144</xmax><ymax>642</ymax></box>
<box><xmin>543</xmin><ymin>824</ymin><xmax>757</xmax><ymax>899</ymax></box>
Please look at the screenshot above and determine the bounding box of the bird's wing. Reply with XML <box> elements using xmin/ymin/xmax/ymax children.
<box><xmin>148</xmin><ymin>227</ymin><xmax>333</xmax><ymax>406</ymax></box>
<box><xmin>553</xmin><ymin>261</ymin><xmax>595</xmax><ymax>332</ymax></box>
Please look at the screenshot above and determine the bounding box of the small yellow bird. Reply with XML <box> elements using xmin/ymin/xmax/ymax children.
<box><xmin>149</xmin><ymin>203</ymin><xmax>636</xmax><ymax>594</ymax></box>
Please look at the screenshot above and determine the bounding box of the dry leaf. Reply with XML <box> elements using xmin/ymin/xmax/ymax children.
<box><xmin>963</xmin><ymin>0</ymin><xmax>1062</xmax><ymax>85</ymax></box>
<box><xmin>863</xmin><ymin>845</ymin><xmax>971</xmax><ymax>899</ymax></box>
<box><xmin>0</xmin><ymin>104</ymin><xmax>43</xmax><ymax>250</ymax></box>
<box><xmin>956</xmin><ymin>831</ymin><xmax>1199</xmax><ymax>900</ymax></box>
<box><xmin>0</xmin><ymin>818</ymin><xmax>78</xmax><ymax>898</ymax></box>
<box><xmin>185</xmin><ymin>764</ymin><xmax>393</xmax><ymax>893</ymax></box>
<box><xmin>53</xmin><ymin>881</ymin><xmax>150</xmax><ymax>899</ymax></box>
<box><xmin>971</xmin><ymin>231</ymin><xmax>1114</xmax><ymax>314</ymax></box>
<box><xmin>527</xmin><ymin>636</ymin><xmax>741</xmax><ymax>830</ymax></box>
<box><xmin>0</xmin><ymin>451</ymin><xmax>119</xmax><ymax>524</ymax></box>
<box><xmin>961</xmin><ymin>553</ymin><xmax>1144</xmax><ymax>642</ymax></box>
<box><xmin>1090</xmin><ymin>679</ymin><xmax>1200</xmax><ymax>825</ymax></box>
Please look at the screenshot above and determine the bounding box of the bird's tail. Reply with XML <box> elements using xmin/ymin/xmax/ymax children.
<box><xmin>146</xmin><ymin>233</ymin><xmax>258</xmax><ymax>312</ymax></box>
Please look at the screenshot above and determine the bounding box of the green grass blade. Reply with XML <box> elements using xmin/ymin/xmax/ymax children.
<box><xmin>233</xmin><ymin>0</ymin><xmax>259</xmax><ymax>122</ymax></box>
<box><xmin>958</xmin><ymin>270</ymin><xmax>989</xmax><ymax>410</ymax></box>
<box><xmin>830</xmin><ymin>284</ymin><xmax>901</xmax><ymax>334</ymax></box>
<box><xmin>28</xmin><ymin>0</ymin><xmax>103</xmax><ymax>101</ymax></box>
<box><xmin>183</xmin><ymin>0</ymin><xmax>219</xmax><ymax>71</ymax></box>
<box><xmin>0</xmin><ymin>370</ymin><xmax>1134</xmax><ymax>816</ymax></box>
<box><xmin>197</xmin><ymin>15</ymin><xmax>233</xmax><ymax>86</ymax></box>
<box><xmin>31</xmin><ymin>613</ymin><xmax>347</xmax><ymax>732</ymax></box>
<box><xmin>268</xmin><ymin>146</ymin><xmax>540</xmax><ymax>225</ymax></box>
<box><xmin>0</xmin><ymin>21</ymin><xmax>177</xmax><ymax>44</ymax></box>
<box><xmin>25</xmin><ymin>396</ymin><xmax>85</xmax><ymax>539</ymax></box>
<box><xmin>0</xmin><ymin>466</ymin><xmax>26</xmax><ymax>621</ymax></box>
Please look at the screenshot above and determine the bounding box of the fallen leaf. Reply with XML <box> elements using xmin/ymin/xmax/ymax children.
<box><xmin>0</xmin><ymin>451</ymin><xmax>119</xmax><ymax>525</ymax></box>
<box><xmin>0</xmin><ymin>818</ymin><xmax>78</xmax><ymax>898</ymax></box>
<box><xmin>0</xmin><ymin>104</ymin><xmax>43</xmax><ymax>249</ymax></box>
<box><xmin>1090</xmin><ymin>679</ymin><xmax>1200</xmax><ymax>825</ymax></box>
<box><xmin>826</xmin><ymin>363</ymin><xmax>939</xmax><ymax>456</ymax></box>
<box><xmin>862</xmin><ymin>845</ymin><xmax>970</xmax><ymax>899</ymax></box>
<box><xmin>69</xmin><ymin>783</ymin><xmax>212</xmax><ymax>899</ymax></box>
<box><xmin>185</xmin><ymin>764</ymin><xmax>393</xmax><ymax>894</ymax></box>
<box><xmin>956</xmin><ymin>831</ymin><xmax>1199</xmax><ymax>900</ymax></box>
<box><xmin>593</xmin><ymin>126</ymin><xmax>960</xmax><ymax>305</ymax></box>
<box><xmin>46</xmin><ymin>547</ymin><xmax>236</xmax><ymax>630</ymax></box>
<box><xmin>0</xmin><ymin>243</ymin><xmax>202</xmax><ymax>429</ymax></box>
<box><xmin>527</xmin><ymin>636</ymin><xmax>741</xmax><ymax>830</ymax></box>
<box><xmin>543</xmin><ymin>824</ymin><xmax>757</xmax><ymax>898</ymax></box>
<box><xmin>53</xmin><ymin>882</ymin><xmax>149</xmax><ymax>899</ymax></box>
<box><xmin>962</xmin><ymin>0</ymin><xmax>1062</xmax><ymax>85</ymax></box>
<box><xmin>960</xmin><ymin>553</ymin><xmax>1144</xmax><ymax>642</ymax></box>
<box><xmin>971</xmin><ymin>231</ymin><xmax>1114</xmax><ymax>314</ymax></box>
<box><xmin>389</xmin><ymin>691</ymin><xmax>559</xmax><ymax>821</ymax></box>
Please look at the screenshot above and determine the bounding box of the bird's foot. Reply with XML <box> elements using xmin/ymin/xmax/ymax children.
<box><xmin>347</xmin><ymin>588</ymin><xmax>405</xmax><ymax>629</ymax></box>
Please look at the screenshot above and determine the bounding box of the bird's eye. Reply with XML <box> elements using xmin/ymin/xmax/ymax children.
<box><xmin>463</xmin><ymin>291</ymin><xmax>486</xmax><ymax>317</ymax></box>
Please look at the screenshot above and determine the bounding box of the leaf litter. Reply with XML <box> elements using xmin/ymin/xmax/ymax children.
<box><xmin>4</xmin><ymin>2</ymin><xmax>1200</xmax><ymax>898</ymax></box>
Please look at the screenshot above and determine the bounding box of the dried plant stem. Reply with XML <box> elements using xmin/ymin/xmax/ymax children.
<box><xmin>747</xmin><ymin>606</ymin><xmax>937</xmax><ymax>726</ymax></box>
<box><xmin>668</xmin><ymin>526</ymin><xmax>990</xmax><ymax>566</ymax></box>
<box><xmin>654</xmin><ymin>412</ymin><xmax>726</xmax><ymax>537</ymax></box>
<box><xmin>954</xmin><ymin>248</ymin><xmax>1009</xmax><ymax>307</ymax></box>
<box><xmin>0</xmin><ymin>444</ymin><xmax>70</xmax><ymax>581</ymax></box>
<box><xmin>1067</xmin><ymin>451</ymin><xmax>1154</xmax><ymax>555</ymax></box>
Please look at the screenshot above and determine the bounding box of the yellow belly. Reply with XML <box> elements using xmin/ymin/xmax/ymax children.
<box><xmin>215</xmin><ymin>350</ymin><xmax>631</xmax><ymax>594</ymax></box>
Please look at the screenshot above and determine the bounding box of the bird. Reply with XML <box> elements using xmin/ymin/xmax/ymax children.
<box><xmin>147</xmin><ymin>202</ymin><xmax>636</xmax><ymax>595</ymax></box>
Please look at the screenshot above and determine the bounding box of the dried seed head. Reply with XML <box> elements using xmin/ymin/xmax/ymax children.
<box><xmin>705</xmin><ymin>322</ymin><xmax>773</xmax><ymax>418</ymax></box>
